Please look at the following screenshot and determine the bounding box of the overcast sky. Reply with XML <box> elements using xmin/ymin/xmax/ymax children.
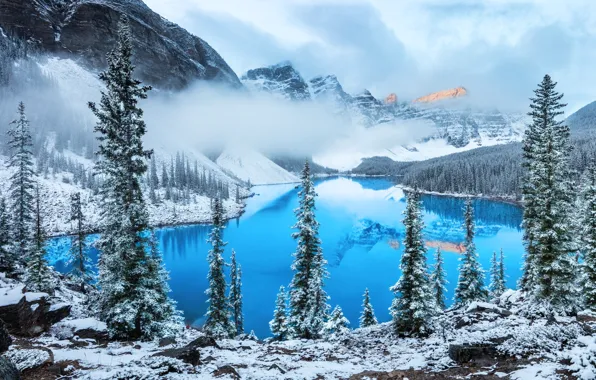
<box><xmin>144</xmin><ymin>0</ymin><xmax>596</xmax><ymax>113</ymax></box>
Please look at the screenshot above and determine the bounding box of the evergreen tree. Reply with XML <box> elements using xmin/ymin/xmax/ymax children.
<box><xmin>520</xmin><ymin>75</ymin><xmax>577</xmax><ymax>312</ymax></box>
<box><xmin>89</xmin><ymin>16</ymin><xmax>178</xmax><ymax>340</ymax></box>
<box><xmin>235</xmin><ymin>185</ymin><xmax>241</xmax><ymax>204</ymax></box>
<box><xmin>269</xmin><ymin>285</ymin><xmax>289</xmax><ymax>341</ymax></box>
<box><xmin>359</xmin><ymin>288</ymin><xmax>378</xmax><ymax>328</ymax></box>
<box><xmin>288</xmin><ymin>161</ymin><xmax>329</xmax><ymax>339</ymax></box>
<box><xmin>149</xmin><ymin>158</ymin><xmax>159</xmax><ymax>204</ymax></box>
<box><xmin>229</xmin><ymin>249</ymin><xmax>244</xmax><ymax>336</ymax></box>
<box><xmin>390</xmin><ymin>188</ymin><xmax>433</xmax><ymax>336</ymax></box>
<box><xmin>580</xmin><ymin>163</ymin><xmax>596</xmax><ymax>311</ymax></box>
<box><xmin>322</xmin><ymin>305</ymin><xmax>350</xmax><ymax>335</ymax></box>
<box><xmin>0</xmin><ymin>197</ymin><xmax>14</xmax><ymax>272</ymax></box>
<box><xmin>454</xmin><ymin>199</ymin><xmax>488</xmax><ymax>307</ymax></box>
<box><xmin>7</xmin><ymin>102</ymin><xmax>35</xmax><ymax>262</ymax></box>
<box><xmin>489</xmin><ymin>249</ymin><xmax>507</xmax><ymax>299</ymax></box>
<box><xmin>204</xmin><ymin>198</ymin><xmax>234</xmax><ymax>338</ymax></box>
<box><xmin>24</xmin><ymin>187</ymin><xmax>54</xmax><ymax>294</ymax></box>
<box><xmin>430</xmin><ymin>248</ymin><xmax>448</xmax><ymax>311</ymax></box>
<box><xmin>68</xmin><ymin>193</ymin><xmax>93</xmax><ymax>293</ymax></box>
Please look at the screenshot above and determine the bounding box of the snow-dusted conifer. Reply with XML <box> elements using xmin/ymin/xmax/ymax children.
<box><xmin>7</xmin><ymin>102</ymin><xmax>35</xmax><ymax>262</ymax></box>
<box><xmin>323</xmin><ymin>305</ymin><xmax>350</xmax><ymax>335</ymax></box>
<box><xmin>390</xmin><ymin>188</ymin><xmax>433</xmax><ymax>336</ymax></box>
<box><xmin>68</xmin><ymin>193</ymin><xmax>93</xmax><ymax>292</ymax></box>
<box><xmin>89</xmin><ymin>16</ymin><xmax>178</xmax><ymax>340</ymax></box>
<box><xmin>454</xmin><ymin>199</ymin><xmax>488</xmax><ymax>307</ymax></box>
<box><xmin>430</xmin><ymin>248</ymin><xmax>448</xmax><ymax>311</ymax></box>
<box><xmin>270</xmin><ymin>285</ymin><xmax>289</xmax><ymax>341</ymax></box>
<box><xmin>580</xmin><ymin>163</ymin><xmax>596</xmax><ymax>311</ymax></box>
<box><xmin>229</xmin><ymin>249</ymin><xmax>244</xmax><ymax>336</ymax></box>
<box><xmin>0</xmin><ymin>196</ymin><xmax>14</xmax><ymax>272</ymax></box>
<box><xmin>204</xmin><ymin>198</ymin><xmax>234</xmax><ymax>338</ymax></box>
<box><xmin>24</xmin><ymin>187</ymin><xmax>54</xmax><ymax>294</ymax></box>
<box><xmin>521</xmin><ymin>75</ymin><xmax>577</xmax><ymax>312</ymax></box>
<box><xmin>149</xmin><ymin>158</ymin><xmax>159</xmax><ymax>203</ymax></box>
<box><xmin>359</xmin><ymin>288</ymin><xmax>377</xmax><ymax>328</ymax></box>
<box><xmin>489</xmin><ymin>249</ymin><xmax>507</xmax><ymax>299</ymax></box>
<box><xmin>288</xmin><ymin>161</ymin><xmax>329</xmax><ymax>339</ymax></box>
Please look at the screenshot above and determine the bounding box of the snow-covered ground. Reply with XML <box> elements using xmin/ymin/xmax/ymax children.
<box><xmin>2</xmin><ymin>271</ymin><xmax>596</xmax><ymax>379</ymax></box>
<box><xmin>216</xmin><ymin>148</ymin><xmax>299</xmax><ymax>186</ymax></box>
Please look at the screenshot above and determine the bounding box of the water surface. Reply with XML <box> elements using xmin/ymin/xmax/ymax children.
<box><xmin>49</xmin><ymin>177</ymin><xmax>524</xmax><ymax>337</ymax></box>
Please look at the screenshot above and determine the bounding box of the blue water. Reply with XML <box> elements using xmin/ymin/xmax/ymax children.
<box><xmin>48</xmin><ymin>177</ymin><xmax>524</xmax><ymax>337</ymax></box>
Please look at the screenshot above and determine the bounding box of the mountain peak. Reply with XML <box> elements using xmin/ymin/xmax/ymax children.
<box><xmin>242</xmin><ymin>61</ymin><xmax>310</xmax><ymax>101</ymax></box>
<box><xmin>0</xmin><ymin>0</ymin><xmax>241</xmax><ymax>89</ymax></box>
<box><xmin>413</xmin><ymin>86</ymin><xmax>468</xmax><ymax>103</ymax></box>
<box><xmin>385</xmin><ymin>93</ymin><xmax>398</xmax><ymax>104</ymax></box>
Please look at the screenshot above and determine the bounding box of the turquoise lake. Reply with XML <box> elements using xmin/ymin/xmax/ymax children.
<box><xmin>48</xmin><ymin>177</ymin><xmax>524</xmax><ymax>337</ymax></box>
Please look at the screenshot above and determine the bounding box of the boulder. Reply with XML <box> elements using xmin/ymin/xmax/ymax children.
<box><xmin>0</xmin><ymin>357</ymin><xmax>20</xmax><ymax>380</ymax></box>
<box><xmin>187</xmin><ymin>336</ymin><xmax>219</xmax><ymax>349</ymax></box>
<box><xmin>159</xmin><ymin>337</ymin><xmax>177</xmax><ymax>347</ymax></box>
<box><xmin>213</xmin><ymin>365</ymin><xmax>240</xmax><ymax>379</ymax></box>
<box><xmin>4</xmin><ymin>347</ymin><xmax>54</xmax><ymax>373</ymax></box>
<box><xmin>0</xmin><ymin>289</ymin><xmax>70</xmax><ymax>337</ymax></box>
<box><xmin>153</xmin><ymin>345</ymin><xmax>201</xmax><ymax>367</ymax></box>
<box><xmin>448</xmin><ymin>343</ymin><xmax>499</xmax><ymax>364</ymax></box>
<box><xmin>466</xmin><ymin>302</ymin><xmax>512</xmax><ymax>317</ymax></box>
<box><xmin>0</xmin><ymin>319</ymin><xmax>12</xmax><ymax>353</ymax></box>
<box><xmin>52</xmin><ymin>318</ymin><xmax>109</xmax><ymax>343</ymax></box>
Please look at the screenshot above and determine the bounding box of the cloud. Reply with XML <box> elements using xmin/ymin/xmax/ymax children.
<box><xmin>142</xmin><ymin>83</ymin><xmax>430</xmax><ymax>159</ymax></box>
<box><xmin>144</xmin><ymin>0</ymin><xmax>596</xmax><ymax>112</ymax></box>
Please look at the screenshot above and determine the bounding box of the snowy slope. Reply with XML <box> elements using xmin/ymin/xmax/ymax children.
<box><xmin>216</xmin><ymin>148</ymin><xmax>299</xmax><ymax>185</ymax></box>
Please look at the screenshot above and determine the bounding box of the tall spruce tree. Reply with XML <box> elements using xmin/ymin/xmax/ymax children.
<box><xmin>229</xmin><ymin>249</ymin><xmax>244</xmax><ymax>336</ymax></box>
<box><xmin>7</xmin><ymin>102</ymin><xmax>35</xmax><ymax>262</ymax></box>
<box><xmin>489</xmin><ymin>250</ymin><xmax>507</xmax><ymax>299</ymax></box>
<box><xmin>270</xmin><ymin>285</ymin><xmax>289</xmax><ymax>341</ymax></box>
<box><xmin>520</xmin><ymin>75</ymin><xmax>577</xmax><ymax>312</ymax></box>
<box><xmin>359</xmin><ymin>288</ymin><xmax>378</xmax><ymax>328</ymax></box>
<box><xmin>0</xmin><ymin>196</ymin><xmax>14</xmax><ymax>272</ymax></box>
<box><xmin>89</xmin><ymin>16</ymin><xmax>178</xmax><ymax>340</ymax></box>
<box><xmin>288</xmin><ymin>161</ymin><xmax>329</xmax><ymax>339</ymax></box>
<box><xmin>68</xmin><ymin>193</ymin><xmax>93</xmax><ymax>293</ymax></box>
<box><xmin>24</xmin><ymin>187</ymin><xmax>54</xmax><ymax>294</ymax></box>
<box><xmin>390</xmin><ymin>188</ymin><xmax>433</xmax><ymax>336</ymax></box>
<box><xmin>430</xmin><ymin>248</ymin><xmax>448</xmax><ymax>311</ymax></box>
<box><xmin>454</xmin><ymin>199</ymin><xmax>488</xmax><ymax>307</ymax></box>
<box><xmin>149</xmin><ymin>158</ymin><xmax>159</xmax><ymax>204</ymax></box>
<box><xmin>580</xmin><ymin>163</ymin><xmax>596</xmax><ymax>311</ymax></box>
<box><xmin>204</xmin><ymin>198</ymin><xmax>234</xmax><ymax>338</ymax></box>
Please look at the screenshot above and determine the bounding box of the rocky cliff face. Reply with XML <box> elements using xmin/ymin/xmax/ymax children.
<box><xmin>0</xmin><ymin>0</ymin><xmax>241</xmax><ymax>89</ymax></box>
<box><xmin>242</xmin><ymin>62</ymin><xmax>526</xmax><ymax>149</ymax></box>
<box><xmin>413</xmin><ymin>86</ymin><xmax>468</xmax><ymax>103</ymax></box>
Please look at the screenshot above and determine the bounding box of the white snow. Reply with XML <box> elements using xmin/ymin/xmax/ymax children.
<box><xmin>55</xmin><ymin>317</ymin><xmax>107</xmax><ymax>333</ymax></box>
<box><xmin>216</xmin><ymin>148</ymin><xmax>299</xmax><ymax>186</ymax></box>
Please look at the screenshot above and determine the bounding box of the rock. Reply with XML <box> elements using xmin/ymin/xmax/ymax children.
<box><xmin>577</xmin><ymin>312</ymin><xmax>596</xmax><ymax>323</ymax></box>
<box><xmin>153</xmin><ymin>345</ymin><xmax>201</xmax><ymax>366</ymax></box>
<box><xmin>448</xmin><ymin>343</ymin><xmax>500</xmax><ymax>364</ymax></box>
<box><xmin>45</xmin><ymin>303</ymin><xmax>72</xmax><ymax>325</ymax></box>
<box><xmin>153</xmin><ymin>336</ymin><xmax>218</xmax><ymax>366</ymax></box>
<box><xmin>53</xmin><ymin>318</ymin><xmax>109</xmax><ymax>343</ymax></box>
<box><xmin>0</xmin><ymin>294</ymin><xmax>70</xmax><ymax>337</ymax></box>
<box><xmin>0</xmin><ymin>357</ymin><xmax>20</xmax><ymax>380</ymax></box>
<box><xmin>268</xmin><ymin>363</ymin><xmax>286</xmax><ymax>374</ymax></box>
<box><xmin>466</xmin><ymin>302</ymin><xmax>512</xmax><ymax>317</ymax></box>
<box><xmin>4</xmin><ymin>347</ymin><xmax>54</xmax><ymax>373</ymax></box>
<box><xmin>159</xmin><ymin>337</ymin><xmax>177</xmax><ymax>347</ymax></box>
<box><xmin>188</xmin><ymin>336</ymin><xmax>219</xmax><ymax>349</ymax></box>
<box><xmin>0</xmin><ymin>319</ymin><xmax>12</xmax><ymax>353</ymax></box>
<box><xmin>213</xmin><ymin>365</ymin><xmax>240</xmax><ymax>379</ymax></box>
<box><xmin>0</xmin><ymin>0</ymin><xmax>241</xmax><ymax>90</ymax></box>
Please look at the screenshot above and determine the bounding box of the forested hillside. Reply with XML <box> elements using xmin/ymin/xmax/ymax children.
<box><xmin>354</xmin><ymin>102</ymin><xmax>596</xmax><ymax>197</ymax></box>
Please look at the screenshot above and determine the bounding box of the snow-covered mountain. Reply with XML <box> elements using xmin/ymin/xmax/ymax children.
<box><xmin>241</xmin><ymin>62</ymin><xmax>528</xmax><ymax>165</ymax></box>
<box><xmin>216</xmin><ymin>148</ymin><xmax>299</xmax><ymax>186</ymax></box>
<box><xmin>0</xmin><ymin>0</ymin><xmax>241</xmax><ymax>89</ymax></box>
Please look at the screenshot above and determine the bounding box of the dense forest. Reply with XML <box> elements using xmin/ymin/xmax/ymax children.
<box><xmin>353</xmin><ymin>105</ymin><xmax>596</xmax><ymax>198</ymax></box>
